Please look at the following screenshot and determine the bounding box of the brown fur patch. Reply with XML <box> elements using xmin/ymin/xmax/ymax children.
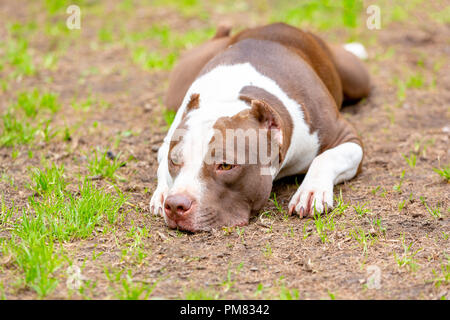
<box><xmin>184</xmin><ymin>93</ymin><xmax>200</xmax><ymax>115</ymax></box>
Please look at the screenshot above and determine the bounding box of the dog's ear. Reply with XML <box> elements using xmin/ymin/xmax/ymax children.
<box><xmin>249</xmin><ymin>99</ymin><xmax>283</xmax><ymax>145</ymax></box>
<box><xmin>249</xmin><ymin>99</ymin><xmax>280</xmax><ymax>130</ymax></box>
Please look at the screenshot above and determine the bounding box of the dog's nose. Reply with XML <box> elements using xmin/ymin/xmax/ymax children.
<box><xmin>164</xmin><ymin>194</ymin><xmax>193</xmax><ymax>218</ymax></box>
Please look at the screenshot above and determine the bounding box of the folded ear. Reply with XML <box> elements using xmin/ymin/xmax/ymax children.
<box><xmin>249</xmin><ymin>99</ymin><xmax>283</xmax><ymax>145</ymax></box>
<box><xmin>250</xmin><ymin>99</ymin><xmax>280</xmax><ymax>129</ymax></box>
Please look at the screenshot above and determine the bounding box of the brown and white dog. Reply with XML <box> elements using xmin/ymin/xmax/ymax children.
<box><xmin>150</xmin><ymin>23</ymin><xmax>370</xmax><ymax>232</ymax></box>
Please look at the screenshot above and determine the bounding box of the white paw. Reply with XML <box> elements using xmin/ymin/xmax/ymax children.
<box><xmin>288</xmin><ymin>180</ymin><xmax>334</xmax><ymax>218</ymax></box>
<box><xmin>149</xmin><ymin>185</ymin><xmax>168</xmax><ymax>216</ymax></box>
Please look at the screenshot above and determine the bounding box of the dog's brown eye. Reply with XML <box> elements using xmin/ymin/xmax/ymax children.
<box><xmin>217</xmin><ymin>163</ymin><xmax>235</xmax><ymax>171</ymax></box>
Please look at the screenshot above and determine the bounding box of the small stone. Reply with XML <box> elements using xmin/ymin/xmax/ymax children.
<box><xmin>106</xmin><ymin>150</ymin><xmax>116</xmax><ymax>160</ymax></box>
<box><xmin>152</xmin><ymin>145</ymin><xmax>160</xmax><ymax>152</ymax></box>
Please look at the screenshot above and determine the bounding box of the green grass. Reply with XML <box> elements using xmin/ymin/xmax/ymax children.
<box><xmin>403</xmin><ymin>153</ymin><xmax>417</xmax><ymax>168</ymax></box>
<box><xmin>87</xmin><ymin>150</ymin><xmax>126</xmax><ymax>182</ymax></box>
<box><xmin>431</xmin><ymin>255</ymin><xmax>449</xmax><ymax>289</ymax></box>
<box><xmin>312</xmin><ymin>205</ymin><xmax>339</xmax><ymax>243</ymax></box>
<box><xmin>98</xmin><ymin>27</ymin><xmax>114</xmax><ymax>43</ymax></box>
<box><xmin>393</xmin><ymin>236</ymin><xmax>422</xmax><ymax>272</ymax></box>
<box><xmin>125</xmin><ymin>24</ymin><xmax>214</xmax><ymax>71</ymax></box>
<box><xmin>163</xmin><ymin>109</ymin><xmax>177</xmax><ymax>128</ymax></box>
<box><xmin>270</xmin><ymin>192</ymin><xmax>286</xmax><ymax>216</ymax></box>
<box><xmin>430</xmin><ymin>5</ymin><xmax>450</xmax><ymax>24</ymax></box>
<box><xmin>170</xmin><ymin>27</ymin><xmax>216</xmax><ymax>50</ymax></box>
<box><xmin>393</xmin><ymin>170</ymin><xmax>406</xmax><ymax>193</ymax></box>
<box><xmin>132</xmin><ymin>47</ymin><xmax>177</xmax><ymax>71</ymax></box>
<box><xmin>371</xmin><ymin>216</ymin><xmax>386</xmax><ymax>236</ymax></box>
<box><xmin>0</xmin><ymin>196</ymin><xmax>16</xmax><ymax>226</ymax></box>
<box><xmin>184</xmin><ymin>288</ymin><xmax>220</xmax><ymax>300</ymax></box>
<box><xmin>279</xmin><ymin>286</ymin><xmax>299</xmax><ymax>300</ymax></box>
<box><xmin>0</xmin><ymin>89</ymin><xmax>61</xmax><ymax>147</ymax></box>
<box><xmin>271</xmin><ymin>0</ymin><xmax>363</xmax><ymax>31</ymax></box>
<box><xmin>0</xmin><ymin>112</ymin><xmax>37</xmax><ymax>147</ymax></box>
<box><xmin>7</xmin><ymin>21</ymin><xmax>38</xmax><ymax>38</ymax></box>
<box><xmin>71</xmin><ymin>97</ymin><xmax>92</xmax><ymax>111</ymax></box>
<box><xmin>27</xmin><ymin>164</ymin><xmax>127</xmax><ymax>240</ymax></box>
<box><xmin>153</xmin><ymin>0</ymin><xmax>210</xmax><ymax>19</ymax></box>
<box><xmin>406</xmin><ymin>73</ymin><xmax>425</xmax><ymax>89</ymax></box>
<box><xmin>14</xmin><ymin>89</ymin><xmax>60</xmax><ymax>118</ymax></box>
<box><xmin>3</xmin><ymin>38</ymin><xmax>36</xmax><ymax>77</ymax></box>
<box><xmin>353</xmin><ymin>202</ymin><xmax>371</xmax><ymax>217</ymax></box>
<box><xmin>29</xmin><ymin>179</ymin><xmax>126</xmax><ymax>240</ymax></box>
<box><xmin>1</xmin><ymin>164</ymin><xmax>127</xmax><ymax>298</ymax></box>
<box><xmin>116</xmin><ymin>272</ymin><xmax>157</xmax><ymax>300</ymax></box>
<box><xmin>7</xmin><ymin>235</ymin><xmax>64</xmax><ymax>298</ymax></box>
<box><xmin>104</xmin><ymin>268</ymin><xmax>157</xmax><ymax>300</ymax></box>
<box><xmin>276</xmin><ymin>276</ymin><xmax>299</xmax><ymax>300</ymax></box>
<box><xmin>433</xmin><ymin>165</ymin><xmax>450</xmax><ymax>181</ymax></box>
<box><xmin>332</xmin><ymin>190</ymin><xmax>349</xmax><ymax>215</ymax></box>
<box><xmin>379</xmin><ymin>0</ymin><xmax>425</xmax><ymax>25</ymax></box>
<box><xmin>27</xmin><ymin>164</ymin><xmax>67</xmax><ymax>197</ymax></box>
<box><xmin>44</xmin><ymin>0</ymin><xmax>93</xmax><ymax>15</ymax></box>
<box><xmin>420</xmin><ymin>197</ymin><xmax>442</xmax><ymax>219</ymax></box>
<box><xmin>123</xmin><ymin>225</ymin><xmax>150</xmax><ymax>264</ymax></box>
<box><xmin>349</xmin><ymin>226</ymin><xmax>376</xmax><ymax>256</ymax></box>
<box><xmin>393</xmin><ymin>77</ymin><xmax>406</xmax><ymax>104</ymax></box>
<box><xmin>263</xmin><ymin>241</ymin><xmax>273</xmax><ymax>258</ymax></box>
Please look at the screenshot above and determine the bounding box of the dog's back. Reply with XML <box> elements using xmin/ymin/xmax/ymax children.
<box><xmin>165</xmin><ymin>22</ymin><xmax>370</xmax><ymax>112</ymax></box>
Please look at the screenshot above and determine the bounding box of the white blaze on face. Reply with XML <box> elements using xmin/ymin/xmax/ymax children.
<box><xmin>168</xmin><ymin>122</ymin><xmax>212</xmax><ymax>198</ymax></box>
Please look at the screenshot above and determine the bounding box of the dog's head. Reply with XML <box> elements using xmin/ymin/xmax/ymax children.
<box><xmin>162</xmin><ymin>92</ymin><xmax>289</xmax><ymax>232</ymax></box>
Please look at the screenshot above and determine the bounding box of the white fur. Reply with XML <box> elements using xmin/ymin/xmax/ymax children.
<box><xmin>150</xmin><ymin>63</ymin><xmax>320</xmax><ymax>216</ymax></box>
<box><xmin>288</xmin><ymin>142</ymin><xmax>363</xmax><ymax>215</ymax></box>
<box><xmin>343</xmin><ymin>42</ymin><xmax>368</xmax><ymax>60</ymax></box>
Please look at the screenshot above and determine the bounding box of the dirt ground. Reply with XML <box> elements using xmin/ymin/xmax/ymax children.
<box><xmin>0</xmin><ymin>0</ymin><xmax>449</xmax><ymax>299</ymax></box>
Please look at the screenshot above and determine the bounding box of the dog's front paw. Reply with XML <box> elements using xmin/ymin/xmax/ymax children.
<box><xmin>149</xmin><ymin>185</ymin><xmax>168</xmax><ymax>216</ymax></box>
<box><xmin>288</xmin><ymin>180</ymin><xmax>333</xmax><ymax>218</ymax></box>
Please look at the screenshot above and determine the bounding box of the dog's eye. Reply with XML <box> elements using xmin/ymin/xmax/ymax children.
<box><xmin>217</xmin><ymin>163</ymin><xmax>235</xmax><ymax>171</ymax></box>
<box><xmin>170</xmin><ymin>153</ymin><xmax>182</xmax><ymax>166</ymax></box>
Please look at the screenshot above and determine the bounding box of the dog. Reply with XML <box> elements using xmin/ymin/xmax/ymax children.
<box><xmin>150</xmin><ymin>23</ymin><xmax>370</xmax><ymax>232</ymax></box>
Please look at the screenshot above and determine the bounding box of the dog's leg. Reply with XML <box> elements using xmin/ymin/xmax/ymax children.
<box><xmin>288</xmin><ymin>142</ymin><xmax>363</xmax><ymax>217</ymax></box>
<box><xmin>330</xmin><ymin>44</ymin><xmax>370</xmax><ymax>103</ymax></box>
